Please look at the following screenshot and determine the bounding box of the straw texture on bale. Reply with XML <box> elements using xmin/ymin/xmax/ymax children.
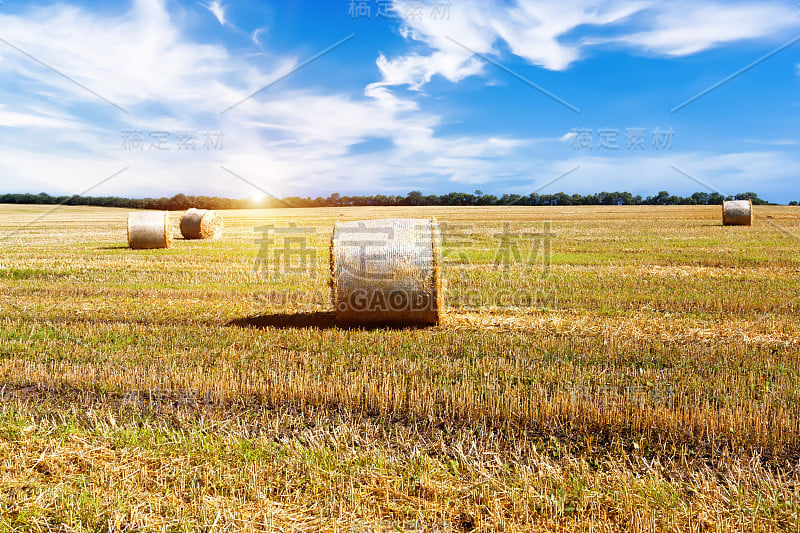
<box><xmin>180</xmin><ymin>208</ymin><xmax>224</xmax><ymax>240</ymax></box>
<box><xmin>330</xmin><ymin>218</ymin><xmax>442</xmax><ymax>326</ymax></box>
<box><xmin>127</xmin><ymin>211</ymin><xmax>172</xmax><ymax>249</ymax></box>
<box><xmin>722</xmin><ymin>199</ymin><xmax>752</xmax><ymax>226</ymax></box>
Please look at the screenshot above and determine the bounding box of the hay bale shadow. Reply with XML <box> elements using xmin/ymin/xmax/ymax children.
<box><xmin>227</xmin><ymin>312</ymin><xmax>430</xmax><ymax>331</ymax></box>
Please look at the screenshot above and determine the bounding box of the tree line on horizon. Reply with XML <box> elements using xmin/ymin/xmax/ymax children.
<box><xmin>0</xmin><ymin>190</ymin><xmax>778</xmax><ymax>210</ymax></box>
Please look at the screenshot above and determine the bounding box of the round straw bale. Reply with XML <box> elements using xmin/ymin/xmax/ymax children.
<box><xmin>127</xmin><ymin>211</ymin><xmax>172</xmax><ymax>249</ymax></box>
<box><xmin>330</xmin><ymin>218</ymin><xmax>442</xmax><ymax>326</ymax></box>
<box><xmin>180</xmin><ymin>208</ymin><xmax>224</xmax><ymax>240</ymax></box>
<box><xmin>722</xmin><ymin>199</ymin><xmax>752</xmax><ymax>226</ymax></box>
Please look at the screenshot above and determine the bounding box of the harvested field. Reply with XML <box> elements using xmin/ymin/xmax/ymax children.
<box><xmin>1</xmin><ymin>204</ymin><xmax>800</xmax><ymax>531</ymax></box>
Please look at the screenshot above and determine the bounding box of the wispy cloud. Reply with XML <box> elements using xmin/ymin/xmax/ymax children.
<box><xmin>201</xmin><ymin>0</ymin><xmax>226</xmax><ymax>26</ymax></box>
<box><xmin>559</xmin><ymin>132</ymin><xmax>577</xmax><ymax>143</ymax></box>
<box><xmin>0</xmin><ymin>105</ymin><xmax>79</xmax><ymax>129</ymax></box>
<box><xmin>0</xmin><ymin>0</ymin><xmax>797</xmax><ymax>202</ymax></box>
<box><xmin>613</xmin><ymin>2</ymin><xmax>798</xmax><ymax>56</ymax></box>
<box><xmin>251</xmin><ymin>27</ymin><xmax>264</xmax><ymax>47</ymax></box>
<box><xmin>513</xmin><ymin>151</ymin><xmax>800</xmax><ymax>199</ymax></box>
<box><xmin>378</xmin><ymin>0</ymin><xmax>800</xmax><ymax>90</ymax></box>
<box><xmin>745</xmin><ymin>138</ymin><xmax>799</xmax><ymax>146</ymax></box>
<box><xmin>0</xmin><ymin>0</ymin><xmax>532</xmax><ymax>197</ymax></box>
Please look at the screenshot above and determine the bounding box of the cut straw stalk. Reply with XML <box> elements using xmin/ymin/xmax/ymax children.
<box><xmin>722</xmin><ymin>200</ymin><xmax>752</xmax><ymax>226</ymax></box>
<box><xmin>180</xmin><ymin>208</ymin><xmax>224</xmax><ymax>240</ymax></box>
<box><xmin>330</xmin><ymin>218</ymin><xmax>442</xmax><ymax>327</ymax></box>
<box><xmin>127</xmin><ymin>211</ymin><xmax>172</xmax><ymax>249</ymax></box>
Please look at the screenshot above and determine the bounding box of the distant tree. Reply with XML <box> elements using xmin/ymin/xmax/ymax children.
<box><xmin>478</xmin><ymin>194</ymin><xmax>497</xmax><ymax>205</ymax></box>
<box><xmin>653</xmin><ymin>191</ymin><xmax>670</xmax><ymax>205</ymax></box>
<box><xmin>167</xmin><ymin>194</ymin><xmax>189</xmax><ymax>211</ymax></box>
<box><xmin>554</xmin><ymin>192</ymin><xmax>572</xmax><ymax>206</ymax></box>
<box><xmin>735</xmin><ymin>192</ymin><xmax>767</xmax><ymax>205</ymax></box>
<box><xmin>405</xmin><ymin>191</ymin><xmax>423</xmax><ymax>206</ymax></box>
<box><xmin>422</xmin><ymin>194</ymin><xmax>439</xmax><ymax>206</ymax></box>
<box><xmin>707</xmin><ymin>192</ymin><xmax>725</xmax><ymax>205</ymax></box>
<box><xmin>0</xmin><ymin>189</ymin><xmax>777</xmax><ymax>209</ymax></box>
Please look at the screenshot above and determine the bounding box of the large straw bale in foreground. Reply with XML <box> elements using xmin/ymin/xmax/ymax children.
<box><xmin>180</xmin><ymin>208</ymin><xmax>224</xmax><ymax>239</ymax></box>
<box><xmin>127</xmin><ymin>211</ymin><xmax>172</xmax><ymax>249</ymax></box>
<box><xmin>722</xmin><ymin>200</ymin><xmax>752</xmax><ymax>226</ymax></box>
<box><xmin>330</xmin><ymin>218</ymin><xmax>442</xmax><ymax>326</ymax></box>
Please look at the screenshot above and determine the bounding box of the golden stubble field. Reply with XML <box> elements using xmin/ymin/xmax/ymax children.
<box><xmin>0</xmin><ymin>204</ymin><xmax>799</xmax><ymax>532</ymax></box>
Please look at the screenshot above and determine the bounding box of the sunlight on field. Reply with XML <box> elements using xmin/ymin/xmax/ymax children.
<box><xmin>1</xmin><ymin>204</ymin><xmax>799</xmax><ymax>531</ymax></box>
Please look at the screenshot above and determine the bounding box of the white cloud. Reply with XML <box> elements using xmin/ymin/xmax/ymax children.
<box><xmin>0</xmin><ymin>0</ymin><xmax>798</xmax><ymax>203</ymax></box>
<box><xmin>379</xmin><ymin>0</ymin><xmax>800</xmax><ymax>89</ymax></box>
<box><xmin>201</xmin><ymin>0</ymin><xmax>226</xmax><ymax>26</ymax></box>
<box><xmin>559</xmin><ymin>132</ymin><xmax>578</xmax><ymax>143</ymax></box>
<box><xmin>0</xmin><ymin>105</ymin><xmax>79</xmax><ymax>129</ymax></box>
<box><xmin>375</xmin><ymin>50</ymin><xmax>484</xmax><ymax>90</ymax></box>
<box><xmin>512</xmin><ymin>151</ymin><xmax>800</xmax><ymax>200</ymax></box>
<box><xmin>0</xmin><ymin>0</ymin><xmax>535</xmax><ymax>198</ymax></box>
<box><xmin>745</xmin><ymin>138</ymin><xmax>799</xmax><ymax>147</ymax></box>
<box><xmin>251</xmin><ymin>28</ymin><xmax>264</xmax><ymax>47</ymax></box>
<box><xmin>0</xmin><ymin>0</ymin><xmax>290</xmax><ymax>115</ymax></box>
<box><xmin>614</xmin><ymin>2</ymin><xmax>797</xmax><ymax>56</ymax></box>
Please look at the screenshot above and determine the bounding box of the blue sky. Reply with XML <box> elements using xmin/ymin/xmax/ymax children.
<box><xmin>0</xmin><ymin>0</ymin><xmax>798</xmax><ymax>202</ymax></box>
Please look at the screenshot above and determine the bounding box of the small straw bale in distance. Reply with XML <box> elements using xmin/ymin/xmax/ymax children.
<box><xmin>330</xmin><ymin>218</ymin><xmax>442</xmax><ymax>326</ymax></box>
<box><xmin>722</xmin><ymin>199</ymin><xmax>752</xmax><ymax>226</ymax></box>
<box><xmin>127</xmin><ymin>211</ymin><xmax>172</xmax><ymax>249</ymax></box>
<box><xmin>180</xmin><ymin>208</ymin><xmax>224</xmax><ymax>240</ymax></box>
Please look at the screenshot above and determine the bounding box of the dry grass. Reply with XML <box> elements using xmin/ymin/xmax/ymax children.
<box><xmin>1</xmin><ymin>204</ymin><xmax>799</xmax><ymax>531</ymax></box>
